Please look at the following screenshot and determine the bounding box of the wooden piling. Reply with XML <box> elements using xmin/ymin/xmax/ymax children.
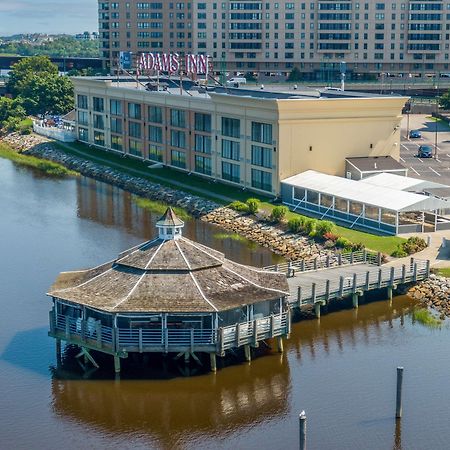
<box><xmin>56</xmin><ymin>339</ymin><xmax>62</xmax><ymax>367</ymax></box>
<box><xmin>210</xmin><ymin>353</ymin><xmax>217</xmax><ymax>372</ymax></box>
<box><xmin>314</xmin><ymin>302</ymin><xmax>321</xmax><ymax>318</ymax></box>
<box><xmin>396</xmin><ymin>366</ymin><xmax>404</xmax><ymax>419</ymax></box>
<box><xmin>299</xmin><ymin>410</ymin><xmax>306</xmax><ymax>450</ymax></box>
<box><xmin>277</xmin><ymin>336</ymin><xmax>284</xmax><ymax>353</ymax></box>
<box><xmin>114</xmin><ymin>355</ymin><xmax>121</xmax><ymax>373</ymax></box>
<box><xmin>352</xmin><ymin>293</ymin><xmax>359</xmax><ymax>309</ymax></box>
<box><xmin>244</xmin><ymin>344</ymin><xmax>251</xmax><ymax>361</ymax></box>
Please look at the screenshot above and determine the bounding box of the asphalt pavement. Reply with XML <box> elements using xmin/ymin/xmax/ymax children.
<box><xmin>400</xmin><ymin>114</ymin><xmax>450</xmax><ymax>184</ymax></box>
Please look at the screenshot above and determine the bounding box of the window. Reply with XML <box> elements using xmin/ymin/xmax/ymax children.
<box><xmin>171</xmin><ymin>149</ymin><xmax>186</xmax><ymax>168</ymax></box>
<box><xmin>251</xmin><ymin>122</ymin><xmax>272</xmax><ymax>144</ymax></box>
<box><xmin>222</xmin><ymin>139</ymin><xmax>240</xmax><ymax>160</ymax></box>
<box><xmin>222</xmin><ymin>161</ymin><xmax>240</xmax><ymax>183</ymax></box>
<box><xmin>194</xmin><ymin>112</ymin><xmax>211</xmax><ymax>132</ymax></box>
<box><xmin>149</xmin><ymin>105</ymin><xmax>163</xmax><ymax>123</ymax></box>
<box><xmin>93</xmin><ymin>114</ymin><xmax>104</xmax><ymax>130</ymax></box>
<box><xmin>222</xmin><ymin>117</ymin><xmax>240</xmax><ymax>137</ymax></box>
<box><xmin>111</xmin><ymin>135</ymin><xmax>123</xmax><ymax>151</ymax></box>
<box><xmin>129</xmin><ymin>139</ymin><xmax>143</xmax><ymax>157</ymax></box>
<box><xmin>251</xmin><ymin>168</ymin><xmax>272</xmax><ymax>192</ymax></box>
<box><xmin>128</xmin><ymin>121</ymin><xmax>142</xmax><ymax>138</ymax></box>
<box><xmin>128</xmin><ymin>103</ymin><xmax>141</xmax><ymax>119</ymax></box>
<box><xmin>110</xmin><ymin>117</ymin><xmax>122</xmax><ymax>133</ymax></box>
<box><xmin>94</xmin><ymin>131</ymin><xmax>105</xmax><ymax>146</ymax></box>
<box><xmin>195</xmin><ymin>134</ymin><xmax>211</xmax><ymax>153</ymax></box>
<box><xmin>78</xmin><ymin>127</ymin><xmax>88</xmax><ymax>141</ymax></box>
<box><xmin>77</xmin><ymin>94</ymin><xmax>88</xmax><ymax>109</ymax></box>
<box><xmin>77</xmin><ymin>111</ymin><xmax>88</xmax><ymax>126</ymax></box>
<box><xmin>149</xmin><ymin>144</ymin><xmax>163</xmax><ymax>162</ymax></box>
<box><xmin>170</xmin><ymin>130</ymin><xmax>186</xmax><ymax>148</ymax></box>
<box><xmin>110</xmin><ymin>99</ymin><xmax>122</xmax><ymax>115</ymax></box>
<box><xmin>149</xmin><ymin>125</ymin><xmax>163</xmax><ymax>143</ymax></box>
<box><xmin>171</xmin><ymin>109</ymin><xmax>186</xmax><ymax>127</ymax></box>
<box><xmin>251</xmin><ymin>145</ymin><xmax>272</xmax><ymax>168</ymax></box>
<box><xmin>93</xmin><ymin>97</ymin><xmax>104</xmax><ymax>112</ymax></box>
<box><xmin>195</xmin><ymin>155</ymin><xmax>212</xmax><ymax>175</ymax></box>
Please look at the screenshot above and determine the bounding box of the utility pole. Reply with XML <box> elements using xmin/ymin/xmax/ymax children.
<box><xmin>434</xmin><ymin>72</ymin><xmax>439</xmax><ymax>159</ymax></box>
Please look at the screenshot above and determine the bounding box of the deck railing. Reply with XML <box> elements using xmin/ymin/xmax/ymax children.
<box><xmin>50</xmin><ymin>311</ymin><xmax>290</xmax><ymax>354</ymax></box>
<box><xmin>291</xmin><ymin>259</ymin><xmax>430</xmax><ymax>307</ymax></box>
<box><xmin>264</xmin><ymin>250</ymin><xmax>380</xmax><ymax>275</ymax></box>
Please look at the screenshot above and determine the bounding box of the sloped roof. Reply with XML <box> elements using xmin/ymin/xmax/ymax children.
<box><xmin>282</xmin><ymin>170</ymin><xmax>449</xmax><ymax>212</ymax></box>
<box><xmin>48</xmin><ymin>236</ymin><xmax>289</xmax><ymax>313</ymax></box>
<box><xmin>156</xmin><ymin>207</ymin><xmax>184</xmax><ymax>227</ymax></box>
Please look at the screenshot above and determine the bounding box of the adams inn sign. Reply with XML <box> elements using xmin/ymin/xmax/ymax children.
<box><xmin>119</xmin><ymin>51</ymin><xmax>211</xmax><ymax>75</ymax></box>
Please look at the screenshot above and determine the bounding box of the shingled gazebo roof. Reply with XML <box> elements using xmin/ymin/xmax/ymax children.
<box><xmin>48</xmin><ymin>209</ymin><xmax>289</xmax><ymax>313</ymax></box>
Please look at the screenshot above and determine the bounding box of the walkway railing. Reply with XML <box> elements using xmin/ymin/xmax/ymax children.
<box><xmin>290</xmin><ymin>259</ymin><xmax>430</xmax><ymax>307</ymax></box>
<box><xmin>264</xmin><ymin>250</ymin><xmax>380</xmax><ymax>275</ymax></box>
<box><xmin>50</xmin><ymin>311</ymin><xmax>290</xmax><ymax>354</ymax></box>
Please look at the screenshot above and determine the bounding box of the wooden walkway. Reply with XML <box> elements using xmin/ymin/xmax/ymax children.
<box><xmin>285</xmin><ymin>258</ymin><xmax>430</xmax><ymax>312</ymax></box>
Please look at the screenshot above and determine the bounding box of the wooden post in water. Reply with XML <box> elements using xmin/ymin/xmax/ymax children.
<box><xmin>244</xmin><ymin>344</ymin><xmax>251</xmax><ymax>361</ymax></box>
<box><xmin>396</xmin><ymin>366</ymin><xmax>404</xmax><ymax>419</ymax></box>
<box><xmin>352</xmin><ymin>293</ymin><xmax>359</xmax><ymax>308</ymax></box>
<box><xmin>314</xmin><ymin>302</ymin><xmax>321</xmax><ymax>318</ymax></box>
<box><xmin>277</xmin><ymin>337</ymin><xmax>284</xmax><ymax>353</ymax></box>
<box><xmin>56</xmin><ymin>339</ymin><xmax>62</xmax><ymax>368</ymax></box>
<box><xmin>114</xmin><ymin>355</ymin><xmax>121</xmax><ymax>374</ymax></box>
<box><xmin>299</xmin><ymin>410</ymin><xmax>306</xmax><ymax>450</ymax></box>
<box><xmin>210</xmin><ymin>353</ymin><xmax>217</xmax><ymax>372</ymax></box>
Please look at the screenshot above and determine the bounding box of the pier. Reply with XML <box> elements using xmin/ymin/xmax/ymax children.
<box><xmin>265</xmin><ymin>251</ymin><xmax>430</xmax><ymax>314</ymax></box>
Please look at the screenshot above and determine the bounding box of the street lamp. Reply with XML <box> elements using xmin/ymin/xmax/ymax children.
<box><xmin>434</xmin><ymin>72</ymin><xmax>439</xmax><ymax>159</ymax></box>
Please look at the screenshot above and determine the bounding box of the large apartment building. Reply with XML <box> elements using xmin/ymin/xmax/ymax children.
<box><xmin>99</xmin><ymin>0</ymin><xmax>450</xmax><ymax>79</ymax></box>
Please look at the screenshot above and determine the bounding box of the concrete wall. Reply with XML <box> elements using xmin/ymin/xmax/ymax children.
<box><xmin>276</xmin><ymin>97</ymin><xmax>406</xmax><ymax>185</ymax></box>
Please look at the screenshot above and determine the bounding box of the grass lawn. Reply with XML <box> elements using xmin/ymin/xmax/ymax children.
<box><xmin>0</xmin><ymin>141</ymin><xmax>78</xmax><ymax>177</ymax></box>
<box><xmin>435</xmin><ymin>267</ymin><xmax>450</xmax><ymax>278</ymax></box>
<box><xmin>54</xmin><ymin>140</ymin><xmax>406</xmax><ymax>254</ymax></box>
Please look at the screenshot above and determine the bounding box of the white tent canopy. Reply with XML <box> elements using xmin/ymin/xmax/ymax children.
<box><xmin>360</xmin><ymin>172</ymin><xmax>446</xmax><ymax>193</ymax></box>
<box><xmin>282</xmin><ymin>170</ymin><xmax>449</xmax><ymax>212</ymax></box>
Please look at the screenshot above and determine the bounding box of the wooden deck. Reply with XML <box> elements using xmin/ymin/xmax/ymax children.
<box><xmin>285</xmin><ymin>258</ymin><xmax>430</xmax><ymax>309</ymax></box>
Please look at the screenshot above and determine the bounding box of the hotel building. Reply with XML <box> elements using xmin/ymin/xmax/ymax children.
<box><xmin>98</xmin><ymin>0</ymin><xmax>450</xmax><ymax>79</ymax></box>
<box><xmin>73</xmin><ymin>76</ymin><xmax>406</xmax><ymax>196</ymax></box>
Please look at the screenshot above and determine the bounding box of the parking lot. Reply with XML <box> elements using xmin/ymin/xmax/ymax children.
<box><xmin>400</xmin><ymin>114</ymin><xmax>450</xmax><ymax>184</ymax></box>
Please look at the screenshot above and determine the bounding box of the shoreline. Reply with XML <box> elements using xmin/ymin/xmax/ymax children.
<box><xmin>0</xmin><ymin>133</ymin><xmax>328</xmax><ymax>260</ymax></box>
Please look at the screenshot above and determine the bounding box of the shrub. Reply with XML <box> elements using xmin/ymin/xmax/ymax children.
<box><xmin>287</xmin><ymin>217</ymin><xmax>305</xmax><ymax>233</ymax></box>
<box><xmin>323</xmin><ymin>231</ymin><xmax>339</xmax><ymax>242</ymax></box>
<box><xmin>229</xmin><ymin>201</ymin><xmax>249</xmax><ymax>213</ymax></box>
<box><xmin>246</xmin><ymin>198</ymin><xmax>260</xmax><ymax>215</ymax></box>
<box><xmin>391</xmin><ymin>246</ymin><xmax>408</xmax><ymax>258</ymax></box>
<box><xmin>402</xmin><ymin>236</ymin><xmax>427</xmax><ymax>254</ymax></box>
<box><xmin>351</xmin><ymin>242</ymin><xmax>365</xmax><ymax>251</ymax></box>
<box><xmin>335</xmin><ymin>237</ymin><xmax>353</xmax><ymax>249</ymax></box>
<box><xmin>303</xmin><ymin>218</ymin><xmax>317</xmax><ymax>235</ymax></box>
<box><xmin>315</xmin><ymin>220</ymin><xmax>335</xmax><ymax>238</ymax></box>
<box><xmin>270</xmin><ymin>205</ymin><xmax>288</xmax><ymax>222</ymax></box>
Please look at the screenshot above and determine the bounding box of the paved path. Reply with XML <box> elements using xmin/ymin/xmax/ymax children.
<box><xmin>56</xmin><ymin>141</ymin><xmax>235</xmax><ymax>204</ymax></box>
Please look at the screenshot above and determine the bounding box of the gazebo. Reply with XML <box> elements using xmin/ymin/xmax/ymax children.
<box><xmin>47</xmin><ymin>208</ymin><xmax>290</xmax><ymax>373</ymax></box>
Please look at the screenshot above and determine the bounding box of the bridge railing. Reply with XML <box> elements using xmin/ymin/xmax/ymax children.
<box><xmin>291</xmin><ymin>259</ymin><xmax>430</xmax><ymax>307</ymax></box>
<box><xmin>264</xmin><ymin>250</ymin><xmax>380</xmax><ymax>275</ymax></box>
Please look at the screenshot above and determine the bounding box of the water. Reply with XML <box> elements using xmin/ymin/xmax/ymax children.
<box><xmin>1</xmin><ymin>158</ymin><xmax>450</xmax><ymax>450</ymax></box>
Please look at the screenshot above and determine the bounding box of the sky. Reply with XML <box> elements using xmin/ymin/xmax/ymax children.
<box><xmin>1</xmin><ymin>0</ymin><xmax>98</xmax><ymax>36</ymax></box>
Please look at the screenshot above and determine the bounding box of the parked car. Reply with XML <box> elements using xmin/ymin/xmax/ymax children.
<box><xmin>409</xmin><ymin>130</ymin><xmax>422</xmax><ymax>138</ymax></box>
<box><xmin>418</xmin><ymin>145</ymin><xmax>433</xmax><ymax>158</ymax></box>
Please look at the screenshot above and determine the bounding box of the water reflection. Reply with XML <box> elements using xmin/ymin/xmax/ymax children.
<box><xmin>76</xmin><ymin>177</ymin><xmax>282</xmax><ymax>267</ymax></box>
<box><xmin>51</xmin><ymin>356</ymin><xmax>290</xmax><ymax>448</ymax></box>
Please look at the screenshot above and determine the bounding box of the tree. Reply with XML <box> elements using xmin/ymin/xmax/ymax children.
<box><xmin>7</xmin><ymin>56</ymin><xmax>58</xmax><ymax>96</ymax></box>
<box><xmin>7</xmin><ymin>56</ymin><xmax>74</xmax><ymax>115</ymax></box>
<box><xmin>0</xmin><ymin>97</ymin><xmax>26</xmax><ymax>124</ymax></box>
<box><xmin>439</xmin><ymin>89</ymin><xmax>450</xmax><ymax>110</ymax></box>
<box><xmin>287</xmin><ymin>67</ymin><xmax>302</xmax><ymax>82</ymax></box>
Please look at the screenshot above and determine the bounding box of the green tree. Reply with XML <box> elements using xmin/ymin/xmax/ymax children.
<box><xmin>7</xmin><ymin>56</ymin><xmax>74</xmax><ymax>115</ymax></box>
<box><xmin>439</xmin><ymin>90</ymin><xmax>450</xmax><ymax>110</ymax></box>
<box><xmin>287</xmin><ymin>67</ymin><xmax>302</xmax><ymax>82</ymax></box>
<box><xmin>0</xmin><ymin>97</ymin><xmax>26</xmax><ymax>124</ymax></box>
<box><xmin>7</xmin><ymin>56</ymin><xmax>58</xmax><ymax>96</ymax></box>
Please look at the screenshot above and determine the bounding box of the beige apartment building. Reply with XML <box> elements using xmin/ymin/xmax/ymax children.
<box><xmin>73</xmin><ymin>76</ymin><xmax>406</xmax><ymax>196</ymax></box>
<box><xmin>98</xmin><ymin>0</ymin><xmax>450</xmax><ymax>79</ymax></box>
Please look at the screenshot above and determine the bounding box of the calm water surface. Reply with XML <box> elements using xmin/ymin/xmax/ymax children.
<box><xmin>1</xmin><ymin>159</ymin><xmax>449</xmax><ymax>450</ymax></box>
